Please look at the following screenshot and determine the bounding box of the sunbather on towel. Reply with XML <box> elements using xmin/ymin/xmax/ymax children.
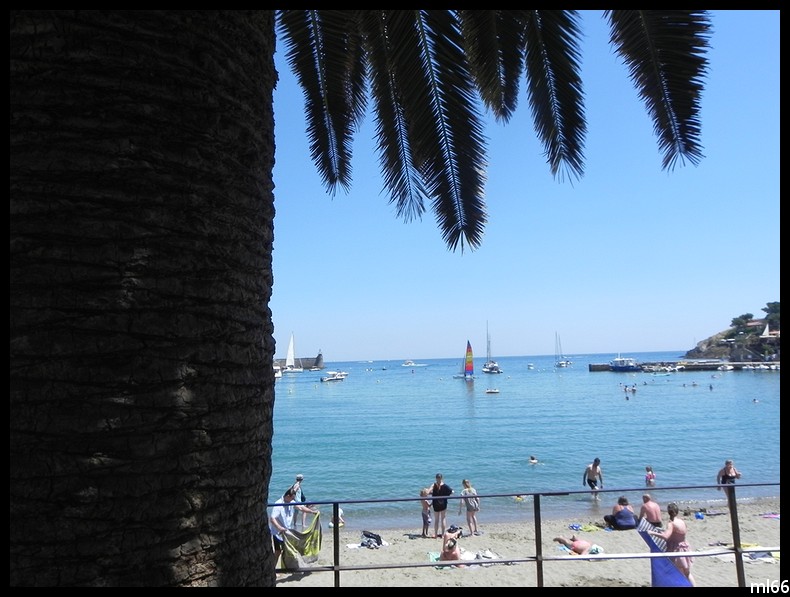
<box><xmin>554</xmin><ymin>535</ymin><xmax>592</xmax><ymax>555</ymax></box>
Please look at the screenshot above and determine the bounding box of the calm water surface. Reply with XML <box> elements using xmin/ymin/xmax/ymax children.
<box><xmin>271</xmin><ymin>351</ymin><xmax>780</xmax><ymax>530</ymax></box>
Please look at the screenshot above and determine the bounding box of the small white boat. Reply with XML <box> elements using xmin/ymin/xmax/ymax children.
<box><xmin>321</xmin><ymin>370</ymin><xmax>348</xmax><ymax>382</ymax></box>
<box><xmin>402</xmin><ymin>360</ymin><xmax>428</xmax><ymax>367</ymax></box>
<box><xmin>485</xmin><ymin>388</ymin><xmax>500</xmax><ymax>394</ymax></box>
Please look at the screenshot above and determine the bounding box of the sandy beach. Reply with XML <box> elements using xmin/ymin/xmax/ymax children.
<box><xmin>275</xmin><ymin>497</ymin><xmax>780</xmax><ymax>587</ymax></box>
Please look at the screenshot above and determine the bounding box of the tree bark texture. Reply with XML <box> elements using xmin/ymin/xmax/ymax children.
<box><xmin>10</xmin><ymin>10</ymin><xmax>278</xmax><ymax>586</ymax></box>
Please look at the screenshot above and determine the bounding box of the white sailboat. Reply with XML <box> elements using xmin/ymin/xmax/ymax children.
<box><xmin>555</xmin><ymin>332</ymin><xmax>571</xmax><ymax>368</ymax></box>
<box><xmin>284</xmin><ymin>333</ymin><xmax>303</xmax><ymax>373</ymax></box>
<box><xmin>482</xmin><ymin>322</ymin><xmax>503</xmax><ymax>374</ymax></box>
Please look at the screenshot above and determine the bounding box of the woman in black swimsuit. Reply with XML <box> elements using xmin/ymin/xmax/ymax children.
<box><xmin>717</xmin><ymin>459</ymin><xmax>741</xmax><ymax>488</ymax></box>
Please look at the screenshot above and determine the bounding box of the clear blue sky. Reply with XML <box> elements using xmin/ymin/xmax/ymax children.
<box><xmin>269</xmin><ymin>10</ymin><xmax>779</xmax><ymax>362</ymax></box>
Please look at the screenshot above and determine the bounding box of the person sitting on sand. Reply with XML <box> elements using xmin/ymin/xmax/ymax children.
<box><xmin>639</xmin><ymin>494</ymin><xmax>662</xmax><ymax>527</ymax></box>
<box><xmin>604</xmin><ymin>495</ymin><xmax>637</xmax><ymax>530</ymax></box>
<box><xmin>440</xmin><ymin>526</ymin><xmax>463</xmax><ymax>561</ymax></box>
<box><xmin>328</xmin><ymin>507</ymin><xmax>345</xmax><ymax>528</ymax></box>
<box><xmin>554</xmin><ymin>535</ymin><xmax>592</xmax><ymax>555</ymax></box>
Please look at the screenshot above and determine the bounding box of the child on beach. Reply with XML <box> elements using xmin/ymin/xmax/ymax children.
<box><xmin>459</xmin><ymin>479</ymin><xmax>481</xmax><ymax>535</ymax></box>
<box><xmin>420</xmin><ymin>487</ymin><xmax>432</xmax><ymax>538</ymax></box>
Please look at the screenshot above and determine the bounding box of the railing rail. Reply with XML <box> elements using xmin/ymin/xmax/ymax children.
<box><xmin>270</xmin><ymin>482</ymin><xmax>779</xmax><ymax>587</ymax></box>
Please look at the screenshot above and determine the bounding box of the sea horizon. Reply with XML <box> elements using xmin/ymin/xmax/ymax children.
<box><xmin>271</xmin><ymin>350</ymin><xmax>780</xmax><ymax>531</ymax></box>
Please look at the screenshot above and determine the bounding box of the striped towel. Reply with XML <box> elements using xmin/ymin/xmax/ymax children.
<box><xmin>637</xmin><ymin>517</ymin><xmax>666</xmax><ymax>551</ymax></box>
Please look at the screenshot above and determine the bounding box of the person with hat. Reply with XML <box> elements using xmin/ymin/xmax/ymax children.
<box><xmin>291</xmin><ymin>474</ymin><xmax>315</xmax><ymax>529</ymax></box>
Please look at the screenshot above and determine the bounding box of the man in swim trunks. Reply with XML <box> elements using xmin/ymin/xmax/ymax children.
<box><xmin>582</xmin><ymin>457</ymin><xmax>603</xmax><ymax>500</ymax></box>
<box><xmin>639</xmin><ymin>493</ymin><xmax>663</xmax><ymax>527</ymax></box>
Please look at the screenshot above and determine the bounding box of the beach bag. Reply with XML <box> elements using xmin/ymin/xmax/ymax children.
<box><xmin>362</xmin><ymin>530</ymin><xmax>383</xmax><ymax>546</ymax></box>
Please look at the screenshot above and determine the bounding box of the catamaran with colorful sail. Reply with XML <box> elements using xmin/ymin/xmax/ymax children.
<box><xmin>453</xmin><ymin>340</ymin><xmax>475</xmax><ymax>381</ymax></box>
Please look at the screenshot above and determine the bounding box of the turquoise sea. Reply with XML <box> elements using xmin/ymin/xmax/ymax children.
<box><xmin>271</xmin><ymin>351</ymin><xmax>780</xmax><ymax>531</ymax></box>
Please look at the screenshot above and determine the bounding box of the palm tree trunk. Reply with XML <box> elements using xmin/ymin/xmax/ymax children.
<box><xmin>11</xmin><ymin>10</ymin><xmax>277</xmax><ymax>586</ymax></box>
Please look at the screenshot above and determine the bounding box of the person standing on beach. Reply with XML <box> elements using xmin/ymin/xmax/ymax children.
<box><xmin>269</xmin><ymin>488</ymin><xmax>297</xmax><ymax>569</ymax></box>
<box><xmin>420</xmin><ymin>487</ymin><xmax>432</xmax><ymax>538</ymax></box>
<box><xmin>649</xmin><ymin>502</ymin><xmax>695</xmax><ymax>586</ymax></box>
<box><xmin>458</xmin><ymin>479</ymin><xmax>481</xmax><ymax>535</ymax></box>
<box><xmin>645</xmin><ymin>465</ymin><xmax>656</xmax><ymax>487</ymax></box>
<box><xmin>430</xmin><ymin>473</ymin><xmax>453</xmax><ymax>538</ymax></box>
<box><xmin>290</xmin><ymin>473</ymin><xmax>310</xmax><ymax>529</ymax></box>
<box><xmin>717</xmin><ymin>459</ymin><xmax>741</xmax><ymax>489</ymax></box>
<box><xmin>583</xmin><ymin>458</ymin><xmax>603</xmax><ymax>500</ymax></box>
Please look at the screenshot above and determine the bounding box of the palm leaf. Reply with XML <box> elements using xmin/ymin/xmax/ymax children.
<box><xmin>458</xmin><ymin>10</ymin><xmax>527</xmax><ymax>122</ymax></box>
<box><xmin>522</xmin><ymin>10</ymin><xmax>586</xmax><ymax>182</ymax></box>
<box><xmin>277</xmin><ymin>10</ymin><xmax>365</xmax><ymax>192</ymax></box>
<box><xmin>605</xmin><ymin>10</ymin><xmax>710</xmax><ymax>170</ymax></box>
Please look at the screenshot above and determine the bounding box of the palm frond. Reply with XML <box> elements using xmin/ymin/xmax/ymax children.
<box><xmin>276</xmin><ymin>10</ymin><xmax>365</xmax><ymax>193</ymax></box>
<box><xmin>365</xmin><ymin>10</ymin><xmax>488</xmax><ymax>250</ymax></box>
<box><xmin>605</xmin><ymin>10</ymin><xmax>710</xmax><ymax>170</ymax></box>
<box><xmin>359</xmin><ymin>11</ymin><xmax>429</xmax><ymax>222</ymax></box>
<box><xmin>522</xmin><ymin>10</ymin><xmax>586</xmax><ymax>182</ymax></box>
<box><xmin>458</xmin><ymin>10</ymin><xmax>527</xmax><ymax>122</ymax></box>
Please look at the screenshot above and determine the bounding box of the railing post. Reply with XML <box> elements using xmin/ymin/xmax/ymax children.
<box><xmin>332</xmin><ymin>502</ymin><xmax>341</xmax><ymax>587</ymax></box>
<box><xmin>533</xmin><ymin>494</ymin><xmax>544</xmax><ymax>587</ymax></box>
<box><xmin>725</xmin><ymin>486</ymin><xmax>746</xmax><ymax>587</ymax></box>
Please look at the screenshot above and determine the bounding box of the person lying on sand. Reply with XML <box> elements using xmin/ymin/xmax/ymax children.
<box><xmin>554</xmin><ymin>535</ymin><xmax>591</xmax><ymax>555</ymax></box>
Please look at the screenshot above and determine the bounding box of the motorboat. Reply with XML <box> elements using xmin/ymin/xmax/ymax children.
<box><xmin>609</xmin><ymin>356</ymin><xmax>641</xmax><ymax>372</ymax></box>
<box><xmin>485</xmin><ymin>388</ymin><xmax>500</xmax><ymax>394</ymax></box>
<box><xmin>402</xmin><ymin>360</ymin><xmax>428</xmax><ymax>367</ymax></box>
<box><xmin>321</xmin><ymin>370</ymin><xmax>348</xmax><ymax>382</ymax></box>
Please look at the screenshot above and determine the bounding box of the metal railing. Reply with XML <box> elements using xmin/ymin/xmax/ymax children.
<box><xmin>271</xmin><ymin>482</ymin><xmax>779</xmax><ymax>587</ymax></box>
